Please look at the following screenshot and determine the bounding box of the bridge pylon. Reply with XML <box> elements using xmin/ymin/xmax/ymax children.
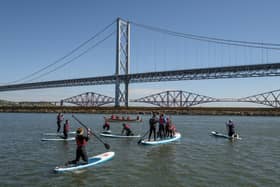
<box><xmin>115</xmin><ymin>18</ymin><xmax>130</xmax><ymax>107</ymax></box>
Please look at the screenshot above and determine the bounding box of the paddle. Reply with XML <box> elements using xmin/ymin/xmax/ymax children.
<box><xmin>137</xmin><ymin>129</ymin><xmax>150</xmax><ymax>144</ymax></box>
<box><xmin>72</xmin><ymin>115</ymin><xmax>110</xmax><ymax>150</ymax></box>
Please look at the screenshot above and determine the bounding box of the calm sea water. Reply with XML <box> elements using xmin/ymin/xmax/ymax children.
<box><xmin>0</xmin><ymin>113</ymin><xmax>279</xmax><ymax>187</ymax></box>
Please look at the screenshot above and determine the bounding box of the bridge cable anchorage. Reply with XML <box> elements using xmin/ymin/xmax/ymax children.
<box><xmin>130</xmin><ymin>21</ymin><xmax>280</xmax><ymax>50</ymax></box>
<box><xmin>25</xmin><ymin>30</ymin><xmax>116</xmax><ymax>83</ymax></box>
<box><xmin>4</xmin><ymin>20</ymin><xmax>116</xmax><ymax>85</ymax></box>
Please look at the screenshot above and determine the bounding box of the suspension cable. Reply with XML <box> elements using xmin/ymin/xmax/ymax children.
<box><xmin>25</xmin><ymin>30</ymin><xmax>116</xmax><ymax>82</ymax></box>
<box><xmin>131</xmin><ymin>21</ymin><xmax>280</xmax><ymax>50</ymax></box>
<box><xmin>5</xmin><ymin>20</ymin><xmax>116</xmax><ymax>84</ymax></box>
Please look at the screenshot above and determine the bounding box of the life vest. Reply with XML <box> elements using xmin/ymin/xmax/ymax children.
<box><xmin>124</xmin><ymin>124</ymin><xmax>130</xmax><ymax>129</ymax></box>
<box><xmin>76</xmin><ymin>135</ymin><xmax>88</xmax><ymax>147</ymax></box>
<box><xmin>64</xmin><ymin>123</ymin><xmax>70</xmax><ymax>132</ymax></box>
<box><xmin>159</xmin><ymin>117</ymin><xmax>165</xmax><ymax>125</ymax></box>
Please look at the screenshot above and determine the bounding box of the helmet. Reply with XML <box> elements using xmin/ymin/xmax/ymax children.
<box><xmin>76</xmin><ymin>127</ymin><xmax>84</xmax><ymax>135</ymax></box>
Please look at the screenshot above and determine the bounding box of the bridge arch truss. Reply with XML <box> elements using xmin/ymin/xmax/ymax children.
<box><xmin>62</xmin><ymin>92</ymin><xmax>114</xmax><ymax>106</ymax></box>
<box><xmin>131</xmin><ymin>90</ymin><xmax>218</xmax><ymax>107</ymax></box>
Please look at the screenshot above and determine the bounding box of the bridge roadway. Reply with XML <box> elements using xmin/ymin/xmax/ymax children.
<box><xmin>0</xmin><ymin>62</ymin><xmax>280</xmax><ymax>91</ymax></box>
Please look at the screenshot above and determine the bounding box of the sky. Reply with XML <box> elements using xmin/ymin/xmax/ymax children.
<box><xmin>1</xmin><ymin>0</ymin><xmax>280</xmax><ymax>107</ymax></box>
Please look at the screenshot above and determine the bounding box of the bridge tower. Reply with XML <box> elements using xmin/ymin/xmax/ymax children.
<box><xmin>115</xmin><ymin>18</ymin><xmax>130</xmax><ymax>107</ymax></box>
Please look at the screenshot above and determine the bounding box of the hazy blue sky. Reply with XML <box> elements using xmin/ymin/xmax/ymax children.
<box><xmin>1</xmin><ymin>0</ymin><xmax>280</xmax><ymax>107</ymax></box>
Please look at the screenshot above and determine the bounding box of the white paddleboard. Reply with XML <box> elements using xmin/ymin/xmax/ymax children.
<box><xmin>41</xmin><ymin>137</ymin><xmax>75</xmax><ymax>141</ymax></box>
<box><xmin>211</xmin><ymin>131</ymin><xmax>242</xmax><ymax>140</ymax></box>
<box><xmin>54</xmin><ymin>151</ymin><xmax>115</xmax><ymax>173</ymax></box>
<box><xmin>43</xmin><ymin>131</ymin><xmax>76</xmax><ymax>136</ymax></box>
<box><xmin>100</xmin><ymin>133</ymin><xmax>141</xmax><ymax>138</ymax></box>
<box><xmin>140</xmin><ymin>132</ymin><xmax>181</xmax><ymax>145</ymax></box>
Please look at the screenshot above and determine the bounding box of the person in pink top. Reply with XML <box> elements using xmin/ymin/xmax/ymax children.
<box><xmin>121</xmin><ymin>123</ymin><xmax>134</xmax><ymax>136</ymax></box>
<box><xmin>63</xmin><ymin>119</ymin><xmax>70</xmax><ymax>139</ymax></box>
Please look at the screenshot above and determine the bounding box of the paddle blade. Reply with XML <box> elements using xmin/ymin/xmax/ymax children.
<box><xmin>137</xmin><ymin>139</ymin><xmax>143</xmax><ymax>144</ymax></box>
<box><xmin>104</xmin><ymin>143</ymin><xmax>110</xmax><ymax>150</ymax></box>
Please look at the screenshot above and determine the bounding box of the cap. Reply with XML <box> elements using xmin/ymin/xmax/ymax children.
<box><xmin>76</xmin><ymin>127</ymin><xmax>84</xmax><ymax>135</ymax></box>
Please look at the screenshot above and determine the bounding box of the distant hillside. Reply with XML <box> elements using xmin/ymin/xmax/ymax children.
<box><xmin>0</xmin><ymin>99</ymin><xmax>16</xmax><ymax>105</ymax></box>
<box><xmin>0</xmin><ymin>100</ymin><xmax>55</xmax><ymax>106</ymax></box>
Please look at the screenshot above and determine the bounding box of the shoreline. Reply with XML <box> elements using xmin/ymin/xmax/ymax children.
<box><xmin>0</xmin><ymin>106</ymin><xmax>280</xmax><ymax>116</ymax></box>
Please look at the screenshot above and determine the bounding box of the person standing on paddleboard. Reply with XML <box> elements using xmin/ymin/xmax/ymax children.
<box><xmin>56</xmin><ymin>113</ymin><xmax>64</xmax><ymax>133</ymax></box>
<box><xmin>158</xmin><ymin>113</ymin><xmax>166</xmax><ymax>139</ymax></box>
<box><xmin>68</xmin><ymin>127</ymin><xmax>90</xmax><ymax>165</ymax></box>
<box><xmin>63</xmin><ymin>120</ymin><xmax>70</xmax><ymax>139</ymax></box>
<box><xmin>226</xmin><ymin>119</ymin><xmax>235</xmax><ymax>137</ymax></box>
<box><xmin>148</xmin><ymin>112</ymin><xmax>158</xmax><ymax>141</ymax></box>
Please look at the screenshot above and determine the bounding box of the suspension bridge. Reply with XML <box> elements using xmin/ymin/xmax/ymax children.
<box><xmin>1</xmin><ymin>18</ymin><xmax>280</xmax><ymax>107</ymax></box>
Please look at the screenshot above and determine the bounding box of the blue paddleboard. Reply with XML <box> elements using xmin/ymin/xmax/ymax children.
<box><xmin>54</xmin><ymin>151</ymin><xmax>115</xmax><ymax>173</ymax></box>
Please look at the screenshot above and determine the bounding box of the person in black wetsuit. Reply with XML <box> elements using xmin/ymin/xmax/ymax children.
<box><xmin>148</xmin><ymin>112</ymin><xmax>158</xmax><ymax>141</ymax></box>
<box><xmin>56</xmin><ymin>113</ymin><xmax>64</xmax><ymax>133</ymax></box>
<box><xmin>226</xmin><ymin>119</ymin><xmax>235</xmax><ymax>137</ymax></box>
<box><xmin>67</xmin><ymin>127</ymin><xmax>90</xmax><ymax>165</ymax></box>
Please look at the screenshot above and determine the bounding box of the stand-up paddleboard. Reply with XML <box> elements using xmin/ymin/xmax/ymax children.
<box><xmin>101</xmin><ymin>130</ymin><xmax>112</xmax><ymax>134</ymax></box>
<box><xmin>54</xmin><ymin>152</ymin><xmax>115</xmax><ymax>173</ymax></box>
<box><xmin>100</xmin><ymin>132</ymin><xmax>141</xmax><ymax>138</ymax></box>
<box><xmin>140</xmin><ymin>132</ymin><xmax>181</xmax><ymax>145</ymax></box>
<box><xmin>43</xmin><ymin>131</ymin><xmax>76</xmax><ymax>136</ymax></box>
<box><xmin>41</xmin><ymin>137</ymin><xmax>75</xmax><ymax>141</ymax></box>
<box><xmin>211</xmin><ymin>131</ymin><xmax>242</xmax><ymax>140</ymax></box>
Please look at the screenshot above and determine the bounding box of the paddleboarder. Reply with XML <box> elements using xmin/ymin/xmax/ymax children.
<box><xmin>226</xmin><ymin>119</ymin><xmax>235</xmax><ymax>137</ymax></box>
<box><xmin>121</xmin><ymin>123</ymin><xmax>134</xmax><ymax>136</ymax></box>
<box><xmin>63</xmin><ymin>119</ymin><xmax>70</xmax><ymax>139</ymax></box>
<box><xmin>67</xmin><ymin>127</ymin><xmax>90</xmax><ymax>165</ymax></box>
<box><xmin>158</xmin><ymin>114</ymin><xmax>166</xmax><ymax>139</ymax></box>
<box><xmin>103</xmin><ymin>120</ymin><xmax>110</xmax><ymax>131</ymax></box>
<box><xmin>148</xmin><ymin>112</ymin><xmax>158</xmax><ymax>141</ymax></box>
<box><xmin>56</xmin><ymin>113</ymin><xmax>64</xmax><ymax>133</ymax></box>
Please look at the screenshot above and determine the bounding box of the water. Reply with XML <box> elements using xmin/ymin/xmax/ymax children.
<box><xmin>0</xmin><ymin>113</ymin><xmax>279</xmax><ymax>187</ymax></box>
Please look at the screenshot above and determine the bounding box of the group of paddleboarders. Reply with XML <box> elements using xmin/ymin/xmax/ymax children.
<box><xmin>109</xmin><ymin>114</ymin><xmax>141</xmax><ymax>121</ymax></box>
<box><xmin>148</xmin><ymin>112</ymin><xmax>176</xmax><ymax>141</ymax></box>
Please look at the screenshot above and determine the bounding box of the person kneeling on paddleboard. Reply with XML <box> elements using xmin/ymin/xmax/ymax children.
<box><xmin>226</xmin><ymin>120</ymin><xmax>236</xmax><ymax>137</ymax></box>
<box><xmin>67</xmin><ymin>127</ymin><xmax>90</xmax><ymax>165</ymax></box>
<box><xmin>103</xmin><ymin>121</ymin><xmax>110</xmax><ymax>131</ymax></box>
<box><xmin>121</xmin><ymin>123</ymin><xmax>134</xmax><ymax>136</ymax></box>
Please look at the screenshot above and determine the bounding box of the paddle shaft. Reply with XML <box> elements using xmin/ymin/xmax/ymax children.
<box><xmin>72</xmin><ymin>115</ymin><xmax>110</xmax><ymax>150</ymax></box>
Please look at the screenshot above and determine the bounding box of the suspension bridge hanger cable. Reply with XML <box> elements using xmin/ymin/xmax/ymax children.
<box><xmin>4</xmin><ymin>20</ymin><xmax>116</xmax><ymax>85</ymax></box>
<box><xmin>25</xmin><ymin>30</ymin><xmax>116</xmax><ymax>83</ymax></box>
<box><xmin>130</xmin><ymin>21</ymin><xmax>280</xmax><ymax>50</ymax></box>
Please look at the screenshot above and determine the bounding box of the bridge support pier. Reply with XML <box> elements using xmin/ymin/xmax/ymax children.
<box><xmin>115</xmin><ymin>18</ymin><xmax>130</xmax><ymax>107</ymax></box>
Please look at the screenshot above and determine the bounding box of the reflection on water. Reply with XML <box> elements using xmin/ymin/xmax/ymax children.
<box><xmin>0</xmin><ymin>113</ymin><xmax>279</xmax><ymax>186</ymax></box>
